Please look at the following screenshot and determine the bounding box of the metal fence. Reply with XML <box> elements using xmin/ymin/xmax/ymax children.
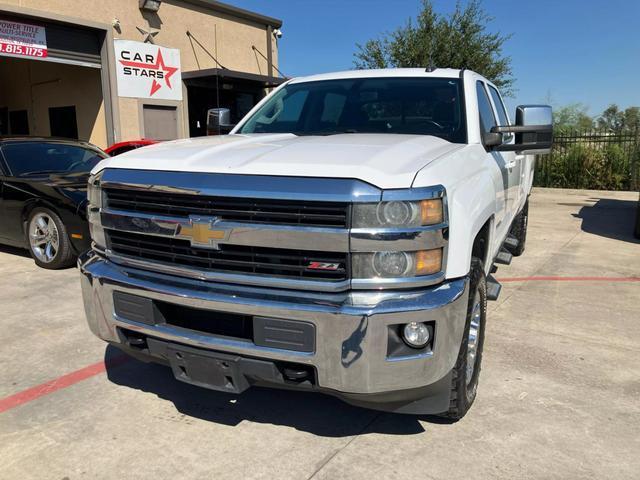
<box><xmin>534</xmin><ymin>129</ymin><xmax>640</xmax><ymax>191</ymax></box>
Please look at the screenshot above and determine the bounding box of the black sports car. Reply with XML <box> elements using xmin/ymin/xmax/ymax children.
<box><xmin>0</xmin><ymin>137</ymin><xmax>107</xmax><ymax>269</ymax></box>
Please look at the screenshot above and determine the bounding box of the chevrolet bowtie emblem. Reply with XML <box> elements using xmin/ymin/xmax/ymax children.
<box><xmin>176</xmin><ymin>216</ymin><xmax>229</xmax><ymax>249</ymax></box>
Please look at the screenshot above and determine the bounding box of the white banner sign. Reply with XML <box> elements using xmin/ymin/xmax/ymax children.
<box><xmin>114</xmin><ymin>40</ymin><xmax>182</xmax><ymax>100</ymax></box>
<box><xmin>0</xmin><ymin>19</ymin><xmax>47</xmax><ymax>58</ymax></box>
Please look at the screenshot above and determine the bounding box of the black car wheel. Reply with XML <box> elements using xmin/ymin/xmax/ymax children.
<box><xmin>440</xmin><ymin>257</ymin><xmax>487</xmax><ymax>421</ymax></box>
<box><xmin>26</xmin><ymin>207</ymin><xmax>75</xmax><ymax>269</ymax></box>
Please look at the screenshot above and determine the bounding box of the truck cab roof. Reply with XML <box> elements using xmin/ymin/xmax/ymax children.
<box><xmin>289</xmin><ymin>68</ymin><xmax>468</xmax><ymax>84</ymax></box>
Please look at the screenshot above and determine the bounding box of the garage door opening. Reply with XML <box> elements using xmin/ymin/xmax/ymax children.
<box><xmin>183</xmin><ymin>68</ymin><xmax>285</xmax><ymax>137</ymax></box>
<box><xmin>0</xmin><ymin>55</ymin><xmax>105</xmax><ymax>145</ymax></box>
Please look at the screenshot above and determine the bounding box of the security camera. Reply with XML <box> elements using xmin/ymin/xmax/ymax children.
<box><xmin>112</xmin><ymin>18</ymin><xmax>121</xmax><ymax>28</ymax></box>
<box><xmin>273</xmin><ymin>29</ymin><xmax>283</xmax><ymax>39</ymax></box>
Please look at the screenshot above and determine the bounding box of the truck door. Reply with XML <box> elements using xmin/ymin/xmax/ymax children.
<box><xmin>476</xmin><ymin>81</ymin><xmax>511</xmax><ymax>242</ymax></box>
<box><xmin>486</xmin><ymin>84</ymin><xmax>524</xmax><ymax>220</ymax></box>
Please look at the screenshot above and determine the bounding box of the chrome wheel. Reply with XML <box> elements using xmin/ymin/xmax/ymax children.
<box><xmin>466</xmin><ymin>290</ymin><xmax>482</xmax><ymax>385</ymax></box>
<box><xmin>29</xmin><ymin>213</ymin><xmax>60</xmax><ymax>263</ymax></box>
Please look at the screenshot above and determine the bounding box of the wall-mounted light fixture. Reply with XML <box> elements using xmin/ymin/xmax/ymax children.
<box><xmin>139</xmin><ymin>0</ymin><xmax>162</xmax><ymax>13</ymax></box>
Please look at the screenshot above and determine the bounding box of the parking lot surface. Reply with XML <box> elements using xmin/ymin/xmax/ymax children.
<box><xmin>1</xmin><ymin>187</ymin><xmax>639</xmax><ymax>480</ymax></box>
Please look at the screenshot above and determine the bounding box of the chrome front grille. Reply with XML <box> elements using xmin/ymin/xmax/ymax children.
<box><xmin>90</xmin><ymin>169</ymin><xmax>447</xmax><ymax>292</ymax></box>
<box><xmin>104</xmin><ymin>188</ymin><xmax>349</xmax><ymax>228</ymax></box>
<box><xmin>106</xmin><ymin>229</ymin><xmax>348</xmax><ymax>281</ymax></box>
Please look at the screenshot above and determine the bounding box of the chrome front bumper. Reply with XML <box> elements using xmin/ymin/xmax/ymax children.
<box><xmin>79</xmin><ymin>251</ymin><xmax>469</xmax><ymax>396</ymax></box>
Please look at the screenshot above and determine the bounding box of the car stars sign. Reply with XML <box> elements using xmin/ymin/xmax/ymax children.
<box><xmin>114</xmin><ymin>40</ymin><xmax>182</xmax><ymax>101</ymax></box>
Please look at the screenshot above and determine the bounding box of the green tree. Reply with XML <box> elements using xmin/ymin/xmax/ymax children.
<box><xmin>623</xmin><ymin>106</ymin><xmax>640</xmax><ymax>132</ymax></box>
<box><xmin>553</xmin><ymin>103</ymin><xmax>593</xmax><ymax>132</ymax></box>
<box><xmin>353</xmin><ymin>0</ymin><xmax>515</xmax><ymax>95</ymax></box>
<box><xmin>597</xmin><ymin>104</ymin><xmax>625</xmax><ymax>132</ymax></box>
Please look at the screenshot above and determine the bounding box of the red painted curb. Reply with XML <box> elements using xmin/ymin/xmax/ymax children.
<box><xmin>497</xmin><ymin>276</ymin><xmax>640</xmax><ymax>283</ymax></box>
<box><xmin>0</xmin><ymin>355</ymin><xmax>129</xmax><ymax>414</ymax></box>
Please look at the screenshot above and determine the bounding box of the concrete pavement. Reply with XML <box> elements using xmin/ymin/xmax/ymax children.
<box><xmin>1</xmin><ymin>187</ymin><xmax>639</xmax><ymax>479</ymax></box>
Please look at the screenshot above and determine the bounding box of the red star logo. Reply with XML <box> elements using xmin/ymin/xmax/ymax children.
<box><xmin>119</xmin><ymin>48</ymin><xmax>179</xmax><ymax>96</ymax></box>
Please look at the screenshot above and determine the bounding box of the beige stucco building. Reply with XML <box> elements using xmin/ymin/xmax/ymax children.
<box><xmin>0</xmin><ymin>0</ymin><xmax>283</xmax><ymax>149</ymax></box>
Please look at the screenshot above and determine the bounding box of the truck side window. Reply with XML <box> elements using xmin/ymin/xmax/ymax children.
<box><xmin>487</xmin><ymin>85</ymin><xmax>510</xmax><ymax>127</ymax></box>
<box><xmin>476</xmin><ymin>81</ymin><xmax>496</xmax><ymax>136</ymax></box>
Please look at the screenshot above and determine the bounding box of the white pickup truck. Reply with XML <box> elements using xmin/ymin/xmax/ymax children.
<box><xmin>81</xmin><ymin>68</ymin><xmax>552</xmax><ymax>419</ymax></box>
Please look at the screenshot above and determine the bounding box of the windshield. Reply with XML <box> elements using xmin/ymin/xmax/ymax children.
<box><xmin>239</xmin><ymin>77</ymin><xmax>466</xmax><ymax>143</ymax></box>
<box><xmin>1</xmin><ymin>142</ymin><xmax>106</xmax><ymax>177</ymax></box>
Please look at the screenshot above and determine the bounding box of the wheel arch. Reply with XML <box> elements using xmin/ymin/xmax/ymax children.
<box><xmin>471</xmin><ymin>216</ymin><xmax>493</xmax><ymax>272</ymax></box>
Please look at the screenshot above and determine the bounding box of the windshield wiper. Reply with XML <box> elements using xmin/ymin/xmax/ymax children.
<box><xmin>294</xmin><ymin>129</ymin><xmax>360</xmax><ymax>137</ymax></box>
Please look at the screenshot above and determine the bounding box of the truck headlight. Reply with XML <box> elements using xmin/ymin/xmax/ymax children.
<box><xmin>352</xmin><ymin>249</ymin><xmax>442</xmax><ymax>279</ymax></box>
<box><xmin>87</xmin><ymin>174</ymin><xmax>103</xmax><ymax>209</ymax></box>
<box><xmin>87</xmin><ymin>172</ymin><xmax>106</xmax><ymax>249</ymax></box>
<box><xmin>352</xmin><ymin>199</ymin><xmax>443</xmax><ymax>228</ymax></box>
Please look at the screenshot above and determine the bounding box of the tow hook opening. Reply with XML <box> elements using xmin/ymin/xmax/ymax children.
<box><xmin>118</xmin><ymin>328</ymin><xmax>149</xmax><ymax>352</ymax></box>
<box><xmin>282</xmin><ymin>366</ymin><xmax>311</xmax><ymax>382</ymax></box>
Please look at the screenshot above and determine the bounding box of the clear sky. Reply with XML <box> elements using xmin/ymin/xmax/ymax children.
<box><xmin>228</xmin><ymin>0</ymin><xmax>640</xmax><ymax>117</ymax></box>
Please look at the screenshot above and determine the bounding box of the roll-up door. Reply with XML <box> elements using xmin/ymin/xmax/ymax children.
<box><xmin>46</xmin><ymin>22</ymin><xmax>101</xmax><ymax>68</ymax></box>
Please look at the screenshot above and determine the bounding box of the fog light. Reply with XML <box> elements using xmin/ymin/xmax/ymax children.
<box><xmin>402</xmin><ymin>322</ymin><xmax>430</xmax><ymax>348</ymax></box>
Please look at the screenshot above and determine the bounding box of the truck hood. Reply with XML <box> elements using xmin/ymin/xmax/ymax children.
<box><xmin>95</xmin><ymin>133</ymin><xmax>464</xmax><ymax>189</ymax></box>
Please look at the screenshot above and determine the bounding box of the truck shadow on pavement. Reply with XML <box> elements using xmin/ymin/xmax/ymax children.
<box><xmin>572</xmin><ymin>198</ymin><xmax>640</xmax><ymax>244</ymax></box>
<box><xmin>104</xmin><ymin>346</ymin><xmax>447</xmax><ymax>437</ymax></box>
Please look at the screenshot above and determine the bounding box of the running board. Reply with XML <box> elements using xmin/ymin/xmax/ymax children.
<box><xmin>486</xmin><ymin>275</ymin><xmax>502</xmax><ymax>301</ymax></box>
<box><xmin>503</xmin><ymin>235</ymin><xmax>519</xmax><ymax>252</ymax></box>
<box><xmin>495</xmin><ymin>249</ymin><xmax>513</xmax><ymax>265</ymax></box>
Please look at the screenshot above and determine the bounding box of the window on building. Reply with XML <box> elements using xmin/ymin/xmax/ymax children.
<box><xmin>0</xmin><ymin>107</ymin><xmax>8</xmax><ymax>135</ymax></box>
<box><xmin>9</xmin><ymin>110</ymin><xmax>29</xmax><ymax>135</ymax></box>
<box><xmin>49</xmin><ymin>106</ymin><xmax>78</xmax><ymax>139</ymax></box>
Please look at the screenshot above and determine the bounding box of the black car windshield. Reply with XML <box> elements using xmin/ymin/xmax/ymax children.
<box><xmin>239</xmin><ymin>77</ymin><xmax>467</xmax><ymax>143</ymax></box>
<box><xmin>1</xmin><ymin>142</ymin><xmax>106</xmax><ymax>177</ymax></box>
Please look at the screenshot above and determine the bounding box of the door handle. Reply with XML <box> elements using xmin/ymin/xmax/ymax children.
<box><xmin>506</xmin><ymin>159</ymin><xmax>517</xmax><ymax>169</ymax></box>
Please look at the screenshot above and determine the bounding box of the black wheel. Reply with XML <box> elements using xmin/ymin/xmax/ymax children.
<box><xmin>440</xmin><ymin>257</ymin><xmax>487</xmax><ymax>421</ymax></box>
<box><xmin>26</xmin><ymin>207</ymin><xmax>75</xmax><ymax>269</ymax></box>
<box><xmin>509</xmin><ymin>199</ymin><xmax>529</xmax><ymax>256</ymax></box>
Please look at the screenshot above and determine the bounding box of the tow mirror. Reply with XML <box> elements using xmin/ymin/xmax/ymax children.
<box><xmin>207</xmin><ymin>108</ymin><xmax>236</xmax><ymax>135</ymax></box>
<box><xmin>491</xmin><ymin>105</ymin><xmax>553</xmax><ymax>154</ymax></box>
<box><xmin>483</xmin><ymin>131</ymin><xmax>503</xmax><ymax>148</ymax></box>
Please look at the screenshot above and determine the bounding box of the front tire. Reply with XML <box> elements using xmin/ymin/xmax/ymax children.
<box><xmin>440</xmin><ymin>257</ymin><xmax>487</xmax><ymax>420</ymax></box>
<box><xmin>26</xmin><ymin>207</ymin><xmax>75</xmax><ymax>269</ymax></box>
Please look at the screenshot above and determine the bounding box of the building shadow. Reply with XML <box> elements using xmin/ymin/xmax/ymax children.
<box><xmin>573</xmin><ymin>197</ymin><xmax>640</xmax><ymax>244</ymax></box>
<box><xmin>104</xmin><ymin>346</ymin><xmax>445</xmax><ymax>437</ymax></box>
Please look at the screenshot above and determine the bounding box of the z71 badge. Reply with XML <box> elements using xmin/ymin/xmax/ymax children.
<box><xmin>307</xmin><ymin>261</ymin><xmax>341</xmax><ymax>271</ymax></box>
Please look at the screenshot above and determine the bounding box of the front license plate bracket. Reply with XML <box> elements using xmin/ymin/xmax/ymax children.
<box><xmin>166</xmin><ymin>345</ymin><xmax>250</xmax><ymax>394</ymax></box>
